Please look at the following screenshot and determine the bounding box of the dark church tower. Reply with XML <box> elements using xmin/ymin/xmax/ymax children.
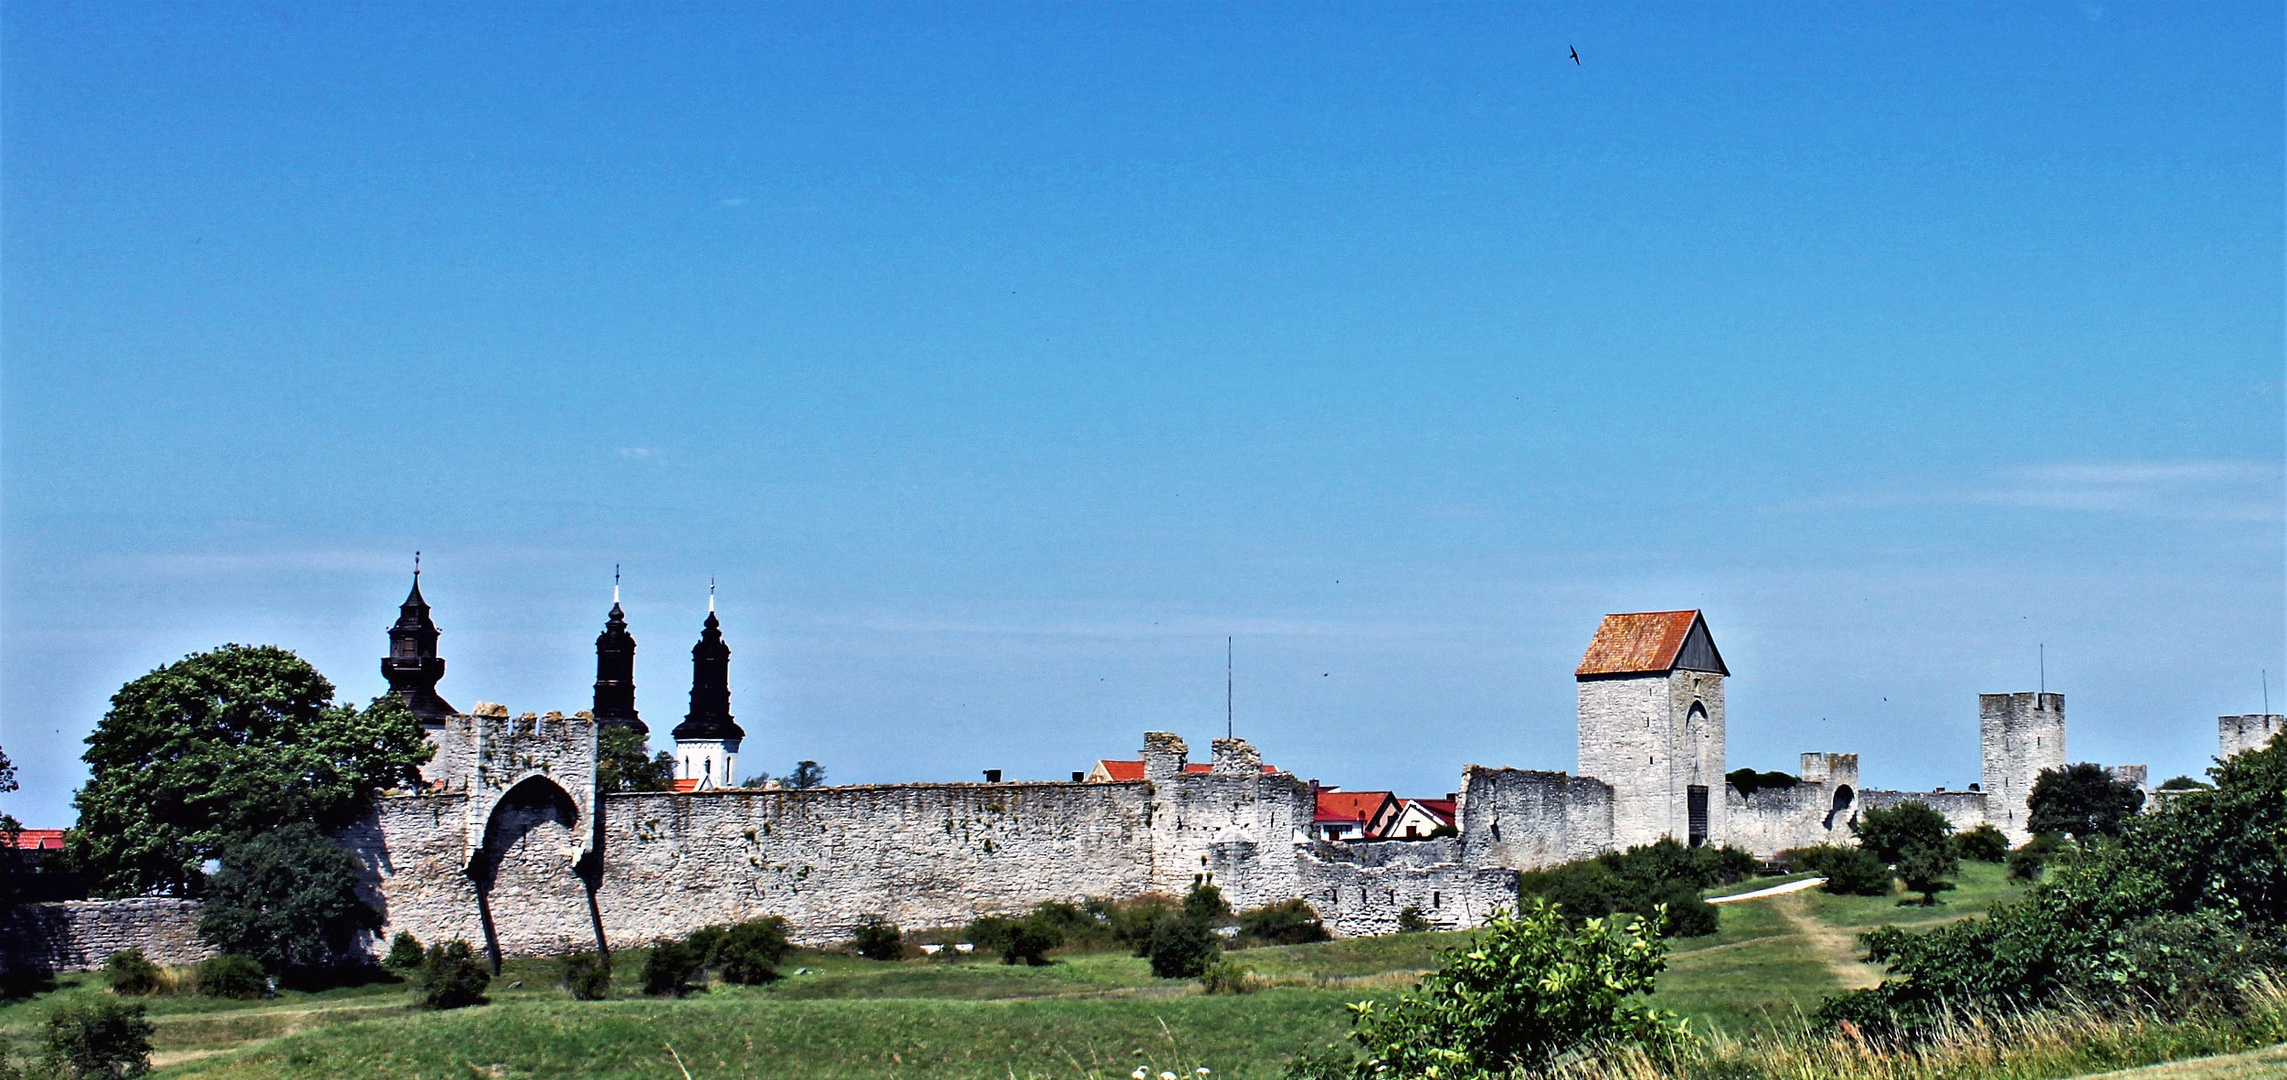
<box><xmin>381</xmin><ymin>564</ymin><xmax>456</xmax><ymax>722</ymax></box>
<box><xmin>592</xmin><ymin>575</ymin><xmax>644</xmax><ymax>733</ymax></box>
<box><xmin>671</xmin><ymin>592</ymin><xmax>743</xmax><ymax>788</ymax></box>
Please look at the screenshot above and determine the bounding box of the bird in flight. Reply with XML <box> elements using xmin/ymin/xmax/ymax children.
<box><xmin>1570</xmin><ymin>46</ymin><xmax>1580</xmax><ymax>65</ymax></box>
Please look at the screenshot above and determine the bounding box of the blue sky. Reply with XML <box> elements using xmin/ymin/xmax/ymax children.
<box><xmin>3</xmin><ymin>2</ymin><xmax>2279</xmax><ymax>826</ymax></box>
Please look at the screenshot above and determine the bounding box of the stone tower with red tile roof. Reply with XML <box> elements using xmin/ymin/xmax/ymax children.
<box><xmin>1575</xmin><ymin>610</ymin><xmax>1729</xmax><ymax>850</ymax></box>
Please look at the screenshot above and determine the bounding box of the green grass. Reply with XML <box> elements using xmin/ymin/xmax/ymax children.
<box><xmin>0</xmin><ymin>860</ymin><xmax>2053</xmax><ymax>1078</ymax></box>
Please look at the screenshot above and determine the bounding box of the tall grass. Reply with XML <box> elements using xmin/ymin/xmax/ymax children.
<box><xmin>1563</xmin><ymin>975</ymin><xmax>2287</xmax><ymax>1080</ymax></box>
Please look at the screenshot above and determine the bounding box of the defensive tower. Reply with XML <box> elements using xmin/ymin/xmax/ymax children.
<box><xmin>671</xmin><ymin>589</ymin><xmax>743</xmax><ymax>789</ymax></box>
<box><xmin>2219</xmin><ymin>713</ymin><xmax>2283</xmax><ymax>759</ymax></box>
<box><xmin>1575</xmin><ymin>610</ymin><xmax>1728</xmax><ymax>849</ymax></box>
<box><xmin>1980</xmin><ymin>692</ymin><xmax>2065</xmax><ymax>844</ymax></box>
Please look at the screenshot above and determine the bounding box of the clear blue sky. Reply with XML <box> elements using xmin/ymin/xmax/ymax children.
<box><xmin>3</xmin><ymin>2</ymin><xmax>2279</xmax><ymax>827</ymax></box>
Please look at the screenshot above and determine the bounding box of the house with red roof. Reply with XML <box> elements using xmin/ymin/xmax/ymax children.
<box><xmin>1387</xmin><ymin>798</ymin><xmax>1457</xmax><ymax>840</ymax></box>
<box><xmin>1313</xmin><ymin>789</ymin><xmax>1399</xmax><ymax>842</ymax></box>
<box><xmin>1085</xmin><ymin>759</ymin><xmax>1277</xmax><ymax>782</ymax></box>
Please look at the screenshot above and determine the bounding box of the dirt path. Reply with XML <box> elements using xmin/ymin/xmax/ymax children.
<box><xmin>1769</xmin><ymin>890</ymin><xmax>1885</xmax><ymax>991</ymax></box>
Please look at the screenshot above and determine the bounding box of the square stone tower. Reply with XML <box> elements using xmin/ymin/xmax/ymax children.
<box><xmin>2220</xmin><ymin>714</ymin><xmax>2284</xmax><ymax>760</ymax></box>
<box><xmin>1980</xmin><ymin>692</ymin><xmax>2064</xmax><ymax>844</ymax></box>
<box><xmin>1576</xmin><ymin>610</ymin><xmax>1728</xmax><ymax>849</ymax></box>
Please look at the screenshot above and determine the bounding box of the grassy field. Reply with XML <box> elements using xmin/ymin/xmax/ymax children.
<box><xmin>6</xmin><ymin>860</ymin><xmax>2237</xmax><ymax>1080</ymax></box>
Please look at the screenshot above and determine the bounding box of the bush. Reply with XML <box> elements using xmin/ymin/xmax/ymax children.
<box><xmin>1181</xmin><ymin>882</ymin><xmax>1232</xmax><ymax>924</ymax></box>
<box><xmin>1952</xmin><ymin>823</ymin><xmax>2010</xmax><ymax>863</ymax></box>
<box><xmin>194</xmin><ymin>955</ymin><xmax>267</xmax><ymax>1000</ymax></box>
<box><xmin>1808</xmin><ymin>845</ymin><xmax>1892</xmax><ymax>896</ymax></box>
<box><xmin>1396</xmin><ymin>906</ymin><xmax>1431</xmax><ymax>934</ymax></box>
<box><xmin>196</xmin><ymin>822</ymin><xmax>383</xmax><ymax>983</ymax></box>
<box><xmin>714</xmin><ymin>917</ymin><xmax>792</xmax><ymax>984</ymax></box>
<box><xmin>851</xmin><ymin>915</ymin><xmax>903</xmax><ymax>961</ymax></box>
<box><xmin>1099</xmin><ymin>893</ymin><xmax>1178</xmax><ymax>956</ymax></box>
<box><xmin>1726</xmin><ymin>768</ymin><xmax>1801</xmax><ymax>799</ymax></box>
<box><xmin>413</xmin><ymin>940</ymin><xmax>489</xmax><ymax>1010</ymax></box>
<box><xmin>560</xmin><ymin>948</ymin><xmax>610</xmax><ymax>1000</ymax></box>
<box><xmin>1145</xmin><ymin>915</ymin><xmax>1221</xmax><ymax>979</ymax></box>
<box><xmin>382</xmin><ymin>931</ymin><xmax>424</xmax><ymax>971</ymax></box>
<box><xmin>641</xmin><ymin>938</ymin><xmax>703</xmax><ymax>996</ymax></box>
<box><xmin>101</xmin><ymin>950</ymin><xmax>162</xmax><ymax>997</ymax></box>
<box><xmin>682</xmin><ymin>924</ymin><xmax>727</xmax><ymax>969</ymax></box>
<box><xmin>1517</xmin><ymin>838</ymin><xmax>1749</xmax><ymax>937</ymax></box>
<box><xmin>1289</xmin><ymin>900</ymin><xmax>1686</xmax><ymax>1078</ymax></box>
<box><xmin>1853</xmin><ymin>801</ymin><xmax>1952</xmax><ymax>864</ymax></box>
<box><xmin>1198</xmin><ymin>956</ymin><xmax>1257</xmax><ymax>994</ymax></box>
<box><xmin>41</xmin><ymin>998</ymin><xmax>153</xmax><ymax>1080</ymax></box>
<box><xmin>2008</xmin><ymin>832</ymin><xmax>2068</xmax><ymax>882</ymax></box>
<box><xmin>1238</xmin><ymin>898</ymin><xmax>1332</xmax><ymax>945</ymax></box>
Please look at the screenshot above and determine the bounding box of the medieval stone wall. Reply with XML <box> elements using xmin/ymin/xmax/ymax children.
<box><xmin>1723</xmin><ymin>782</ymin><xmax>1856</xmax><ymax>857</ymax></box>
<box><xmin>1456</xmin><ymin>767</ymin><xmax>1612</xmax><ymax>871</ymax></box>
<box><xmin>1859</xmin><ymin>789</ymin><xmax>1990</xmax><ymax>835</ymax></box>
<box><xmin>594</xmin><ymin>781</ymin><xmax>1160</xmax><ymax>947</ymax></box>
<box><xmin>1577</xmin><ymin>671</ymin><xmax>1724</xmax><ymax>849</ymax></box>
<box><xmin>1294</xmin><ymin>849</ymin><xmax>1517</xmax><ymax>936</ymax></box>
<box><xmin>0</xmin><ymin>899</ymin><xmax>212</xmax><ymax>974</ymax></box>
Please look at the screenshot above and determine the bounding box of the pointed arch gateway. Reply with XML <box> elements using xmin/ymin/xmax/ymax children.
<box><xmin>468</xmin><ymin>774</ymin><xmax>605</xmax><ymax>970</ymax></box>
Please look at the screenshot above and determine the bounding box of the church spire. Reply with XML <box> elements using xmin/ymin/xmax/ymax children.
<box><xmin>592</xmin><ymin>565</ymin><xmax>644</xmax><ymax>733</ymax></box>
<box><xmin>672</xmin><ymin>589</ymin><xmax>741</xmax><ymax>742</ymax></box>
<box><xmin>382</xmin><ymin>552</ymin><xmax>455</xmax><ymax>722</ymax></box>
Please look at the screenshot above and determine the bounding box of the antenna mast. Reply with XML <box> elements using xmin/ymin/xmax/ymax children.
<box><xmin>2039</xmin><ymin>644</ymin><xmax>2045</xmax><ymax>695</ymax></box>
<box><xmin>1226</xmin><ymin>636</ymin><xmax>1234</xmax><ymax>740</ymax></box>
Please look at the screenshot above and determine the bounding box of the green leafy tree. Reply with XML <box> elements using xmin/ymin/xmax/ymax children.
<box><xmin>785</xmin><ymin>761</ymin><xmax>827</xmax><ymax>790</ymax></box>
<box><xmin>714</xmin><ymin>917</ymin><xmax>792</xmax><ymax>984</ymax></box>
<box><xmin>2007</xmin><ymin>832</ymin><xmax>2069</xmax><ymax>881</ymax></box>
<box><xmin>413</xmin><ymin>940</ymin><xmax>489</xmax><ymax>1009</ymax></box>
<box><xmin>1395</xmin><ymin>906</ymin><xmax>1432</xmax><ymax>934</ymax></box>
<box><xmin>66</xmin><ymin>647</ymin><xmax>431</xmax><ymax>897</ymax></box>
<box><xmin>594</xmin><ymin>725</ymin><xmax>675</xmax><ymax>793</ymax></box>
<box><xmin>1895</xmin><ymin>841</ymin><xmax>1958</xmax><ymax>906</ymax></box>
<box><xmin>1</xmin><ymin>748</ymin><xmax>26</xmax><ymax>907</ymax></box>
<box><xmin>1181</xmin><ymin>881</ymin><xmax>1232</xmax><ymax>924</ymax></box>
<box><xmin>1802</xmin><ymin>844</ymin><xmax>1892</xmax><ymax>896</ymax></box>
<box><xmin>1294</xmin><ymin>901</ymin><xmax>1686</xmax><ymax>1079</ymax></box>
<box><xmin>1725</xmin><ymin>768</ymin><xmax>1800</xmax><ymax>799</ymax></box>
<box><xmin>1099</xmin><ymin>893</ymin><xmax>1177</xmax><ymax>956</ymax></box>
<box><xmin>2156</xmin><ymin>775</ymin><xmax>2207</xmax><ymax>791</ymax></box>
<box><xmin>2027</xmin><ymin>762</ymin><xmax>2147</xmax><ymax>840</ymax></box>
<box><xmin>851</xmin><ymin>915</ymin><xmax>903</xmax><ymax>961</ymax></box>
<box><xmin>1852</xmin><ymin>801</ymin><xmax>1953</xmax><ymax>863</ymax></box>
<box><xmin>41</xmin><ymin>998</ymin><xmax>153</xmax><ymax>1079</ymax></box>
<box><xmin>1145</xmin><ymin>915</ymin><xmax>1220</xmax><ymax>979</ymax></box>
<box><xmin>382</xmin><ymin>932</ymin><xmax>425</xmax><ymax>971</ymax></box>
<box><xmin>1517</xmin><ymin>838</ymin><xmax>1739</xmax><ymax>937</ymax></box>
<box><xmin>196</xmin><ymin>822</ymin><xmax>381</xmax><ymax>980</ymax></box>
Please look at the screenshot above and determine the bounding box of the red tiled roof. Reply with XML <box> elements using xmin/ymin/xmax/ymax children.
<box><xmin>671</xmin><ymin>778</ymin><xmax>701</xmax><ymax>793</ymax></box>
<box><xmin>1576</xmin><ymin>610</ymin><xmax>1702</xmax><ymax>676</ymax></box>
<box><xmin>9</xmin><ymin>829</ymin><xmax>63</xmax><ymax>852</ymax></box>
<box><xmin>1315</xmin><ymin>790</ymin><xmax>1394</xmax><ymax>825</ymax></box>
<box><xmin>1410</xmin><ymin>799</ymin><xmax>1456</xmax><ymax>824</ymax></box>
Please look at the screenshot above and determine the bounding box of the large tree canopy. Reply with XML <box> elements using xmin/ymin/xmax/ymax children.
<box><xmin>2027</xmin><ymin>762</ymin><xmax>2147</xmax><ymax>841</ymax></box>
<box><xmin>67</xmin><ymin>645</ymin><xmax>431</xmax><ymax>897</ymax></box>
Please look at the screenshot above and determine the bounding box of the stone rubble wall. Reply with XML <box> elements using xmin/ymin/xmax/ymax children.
<box><xmin>1295</xmin><ymin>850</ymin><xmax>1516</xmax><ymax>936</ymax></box>
<box><xmin>1724</xmin><ymin>781</ymin><xmax>1856</xmax><ymax>857</ymax></box>
<box><xmin>0</xmin><ymin>899</ymin><xmax>212</xmax><ymax>974</ymax></box>
<box><xmin>1457</xmin><ymin>767</ymin><xmax>1612</xmax><ymax>871</ymax></box>
<box><xmin>1859</xmin><ymin>789</ymin><xmax>1990</xmax><ymax>835</ymax></box>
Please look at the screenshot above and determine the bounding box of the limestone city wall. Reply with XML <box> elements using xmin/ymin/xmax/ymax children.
<box><xmin>1859</xmin><ymin>789</ymin><xmax>1990</xmax><ymax>836</ymax></box>
<box><xmin>0</xmin><ymin>899</ymin><xmax>212</xmax><ymax>975</ymax></box>
<box><xmin>1293</xmin><ymin>849</ymin><xmax>1517</xmax><ymax>937</ymax></box>
<box><xmin>1457</xmin><ymin>767</ymin><xmax>1613</xmax><ymax>872</ymax></box>
<box><xmin>1723</xmin><ymin>781</ymin><xmax>1856</xmax><ymax>858</ymax></box>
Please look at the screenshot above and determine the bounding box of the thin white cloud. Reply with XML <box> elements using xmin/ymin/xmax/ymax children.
<box><xmin>1795</xmin><ymin>460</ymin><xmax>2282</xmax><ymax>522</ymax></box>
<box><xmin>617</xmin><ymin>447</ymin><xmax>658</xmax><ymax>460</ymax></box>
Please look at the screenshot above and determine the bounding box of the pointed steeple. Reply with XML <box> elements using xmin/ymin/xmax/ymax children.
<box><xmin>381</xmin><ymin>553</ymin><xmax>456</xmax><ymax>721</ymax></box>
<box><xmin>672</xmin><ymin>586</ymin><xmax>741</xmax><ymax>742</ymax></box>
<box><xmin>593</xmin><ymin>565</ymin><xmax>644</xmax><ymax>733</ymax></box>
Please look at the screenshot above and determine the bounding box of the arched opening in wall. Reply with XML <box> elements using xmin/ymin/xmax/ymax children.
<box><xmin>469</xmin><ymin>777</ymin><xmax>598</xmax><ymax>971</ymax></box>
<box><xmin>1685</xmin><ymin>702</ymin><xmax>1710</xmax><ymax>784</ymax></box>
<box><xmin>1823</xmin><ymin>785</ymin><xmax>1855</xmax><ymax>831</ymax></box>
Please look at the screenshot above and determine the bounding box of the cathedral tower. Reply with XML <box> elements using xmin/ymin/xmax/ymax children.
<box><xmin>592</xmin><ymin>572</ymin><xmax>644</xmax><ymax>733</ymax></box>
<box><xmin>671</xmin><ymin>590</ymin><xmax>743</xmax><ymax>789</ymax></box>
<box><xmin>381</xmin><ymin>562</ymin><xmax>456</xmax><ymax>723</ymax></box>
